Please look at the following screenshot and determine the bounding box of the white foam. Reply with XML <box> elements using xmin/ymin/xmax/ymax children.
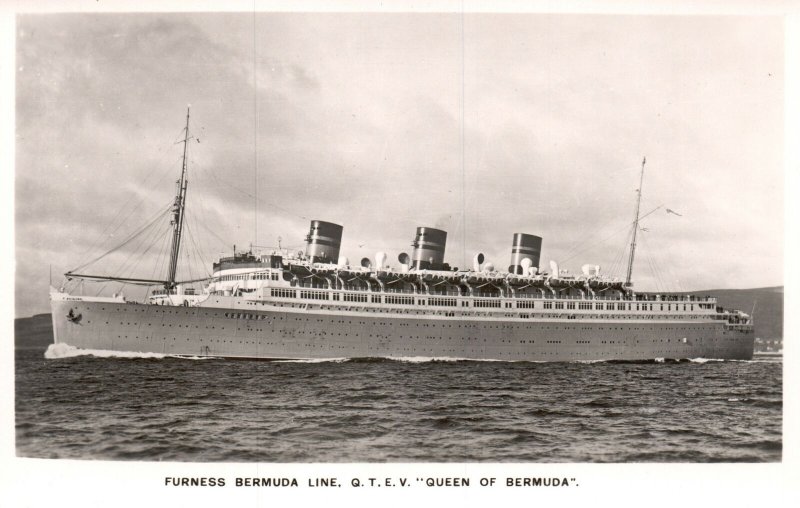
<box><xmin>273</xmin><ymin>357</ymin><xmax>348</xmax><ymax>363</ymax></box>
<box><xmin>394</xmin><ymin>356</ymin><xmax>462</xmax><ymax>363</ymax></box>
<box><xmin>273</xmin><ymin>356</ymin><xmax>472</xmax><ymax>364</ymax></box>
<box><xmin>654</xmin><ymin>357</ymin><xmax>665</xmax><ymax>363</ymax></box>
<box><xmin>688</xmin><ymin>358</ymin><xmax>725</xmax><ymax>363</ymax></box>
<box><xmin>745</xmin><ymin>357</ymin><xmax>782</xmax><ymax>363</ymax></box>
<box><xmin>44</xmin><ymin>343</ymin><xmax>213</xmax><ymax>360</ymax></box>
<box><xmin>391</xmin><ymin>356</ymin><xmax>506</xmax><ymax>363</ymax></box>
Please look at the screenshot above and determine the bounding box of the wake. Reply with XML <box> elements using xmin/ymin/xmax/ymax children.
<box><xmin>44</xmin><ymin>343</ymin><xmax>213</xmax><ymax>361</ymax></box>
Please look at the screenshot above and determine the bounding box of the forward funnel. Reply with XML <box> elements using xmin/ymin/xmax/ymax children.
<box><xmin>304</xmin><ymin>220</ymin><xmax>343</xmax><ymax>264</ymax></box>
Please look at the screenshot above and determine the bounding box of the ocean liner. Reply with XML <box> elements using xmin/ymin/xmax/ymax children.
<box><xmin>49</xmin><ymin>109</ymin><xmax>754</xmax><ymax>361</ymax></box>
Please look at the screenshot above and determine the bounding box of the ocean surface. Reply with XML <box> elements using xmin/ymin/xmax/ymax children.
<box><xmin>15</xmin><ymin>345</ymin><xmax>782</xmax><ymax>462</ymax></box>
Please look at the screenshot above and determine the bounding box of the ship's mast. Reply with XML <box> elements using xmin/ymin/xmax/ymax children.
<box><xmin>166</xmin><ymin>107</ymin><xmax>191</xmax><ymax>290</ymax></box>
<box><xmin>625</xmin><ymin>156</ymin><xmax>646</xmax><ymax>287</ymax></box>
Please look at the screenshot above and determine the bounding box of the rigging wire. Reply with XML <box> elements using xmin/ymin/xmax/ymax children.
<box><xmin>94</xmin><ymin>219</ymin><xmax>173</xmax><ymax>295</ymax></box>
<box><xmin>561</xmin><ymin>225</ymin><xmax>630</xmax><ymax>265</ymax></box>
<box><xmin>639</xmin><ymin>230</ymin><xmax>678</xmax><ymax>293</ymax></box>
<box><xmin>560</xmin><ymin>205</ymin><xmax>664</xmax><ymax>266</ymax></box>
<box><xmin>183</xmin><ymin>223</ymin><xmax>200</xmax><ymax>280</ymax></box>
<box><xmin>151</xmin><ymin>220</ymin><xmax>174</xmax><ymax>280</ymax></box>
<box><xmin>89</xmin><ymin>215</ymin><xmax>173</xmax><ymax>297</ymax></box>
<box><xmin>184</xmin><ymin>245</ymin><xmax>195</xmax><ymax>283</ymax></box>
<box><xmin>641</xmin><ymin>240</ymin><xmax>663</xmax><ymax>292</ymax></box>
<box><xmin>179</xmin><ymin>152</ymin><xmax>229</xmax><ymax>273</ymax></box>
<box><xmin>643</xmin><ymin>231</ymin><xmax>683</xmax><ymax>293</ymax></box>
<box><xmin>193</xmin><ymin>208</ymin><xmax>235</xmax><ymax>252</ymax></box>
<box><xmin>183</xmin><ymin>170</ymin><xmax>225</xmax><ymax>255</ymax></box>
<box><xmin>185</xmin><ymin>208</ymin><xmax>213</xmax><ymax>274</ymax></box>
<box><xmin>62</xmin><ymin>129</ymin><xmax>189</xmax><ymax>295</ymax></box>
<box><xmin>69</xmin><ymin>202</ymin><xmax>173</xmax><ymax>274</ymax></box>
<box><xmin>183</xmin><ymin>222</ymin><xmax>211</xmax><ymax>282</ymax></box>
<box><xmin>113</xmin><ymin>218</ymin><xmax>173</xmax><ymax>279</ymax></box>
<box><xmin>108</xmin><ymin>212</ymin><xmax>171</xmax><ymax>277</ymax></box>
<box><xmin>608</xmin><ymin>227</ymin><xmax>633</xmax><ymax>278</ymax></box>
<box><xmin>73</xmin><ymin>137</ymin><xmax>187</xmax><ymax>269</ymax></box>
<box><xmin>195</xmin><ymin>165</ymin><xmax>308</xmax><ymax>221</ymax></box>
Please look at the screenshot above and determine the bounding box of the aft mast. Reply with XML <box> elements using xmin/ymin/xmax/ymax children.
<box><xmin>625</xmin><ymin>156</ymin><xmax>646</xmax><ymax>287</ymax></box>
<box><xmin>166</xmin><ymin>106</ymin><xmax>191</xmax><ymax>290</ymax></box>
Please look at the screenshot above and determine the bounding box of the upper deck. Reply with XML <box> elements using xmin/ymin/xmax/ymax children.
<box><xmin>199</xmin><ymin>262</ymin><xmax>750</xmax><ymax>327</ymax></box>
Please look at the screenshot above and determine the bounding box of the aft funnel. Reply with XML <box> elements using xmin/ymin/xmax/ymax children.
<box><xmin>410</xmin><ymin>227</ymin><xmax>447</xmax><ymax>270</ymax></box>
<box><xmin>304</xmin><ymin>220</ymin><xmax>343</xmax><ymax>264</ymax></box>
<box><xmin>509</xmin><ymin>233</ymin><xmax>542</xmax><ymax>275</ymax></box>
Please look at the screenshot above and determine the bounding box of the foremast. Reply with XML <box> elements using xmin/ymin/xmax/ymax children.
<box><xmin>166</xmin><ymin>106</ymin><xmax>191</xmax><ymax>291</ymax></box>
<box><xmin>625</xmin><ymin>156</ymin><xmax>646</xmax><ymax>287</ymax></box>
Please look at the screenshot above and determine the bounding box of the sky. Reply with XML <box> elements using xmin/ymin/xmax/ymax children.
<box><xmin>13</xmin><ymin>11</ymin><xmax>784</xmax><ymax>317</ymax></box>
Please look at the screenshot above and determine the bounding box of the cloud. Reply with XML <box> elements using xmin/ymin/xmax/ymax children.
<box><xmin>15</xmin><ymin>13</ymin><xmax>784</xmax><ymax>317</ymax></box>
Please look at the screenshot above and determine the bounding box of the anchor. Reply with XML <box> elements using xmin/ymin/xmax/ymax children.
<box><xmin>66</xmin><ymin>308</ymin><xmax>82</xmax><ymax>323</ymax></box>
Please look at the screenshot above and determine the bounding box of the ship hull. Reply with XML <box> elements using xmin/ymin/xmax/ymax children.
<box><xmin>50</xmin><ymin>296</ymin><xmax>754</xmax><ymax>361</ymax></box>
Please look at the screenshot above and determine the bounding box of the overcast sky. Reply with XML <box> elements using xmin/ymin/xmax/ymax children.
<box><xmin>14</xmin><ymin>12</ymin><xmax>784</xmax><ymax>317</ymax></box>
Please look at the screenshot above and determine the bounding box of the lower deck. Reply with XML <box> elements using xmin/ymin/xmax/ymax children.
<box><xmin>50</xmin><ymin>298</ymin><xmax>754</xmax><ymax>361</ymax></box>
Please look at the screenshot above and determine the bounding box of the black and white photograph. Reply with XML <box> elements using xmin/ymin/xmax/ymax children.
<box><xmin>3</xmin><ymin>0</ymin><xmax>796</xmax><ymax>506</ymax></box>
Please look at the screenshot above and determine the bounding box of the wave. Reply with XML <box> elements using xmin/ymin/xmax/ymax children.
<box><xmin>41</xmin><ymin>345</ymin><xmax>770</xmax><ymax>365</ymax></box>
<box><xmin>743</xmin><ymin>357</ymin><xmax>782</xmax><ymax>363</ymax></box>
<box><xmin>391</xmin><ymin>356</ymin><xmax>505</xmax><ymax>363</ymax></box>
<box><xmin>343</xmin><ymin>356</ymin><xmax>512</xmax><ymax>363</ymax></box>
<box><xmin>319</xmin><ymin>356</ymin><xmax>731</xmax><ymax>365</ymax></box>
<box><xmin>279</xmin><ymin>356</ymin><xmax>756</xmax><ymax>365</ymax></box>
<box><xmin>44</xmin><ymin>343</ymin><xmax>214</xmax><ymax>361</ymax></box>
<box><xmin>273</xmin><ymin>357</ymin><xmax>349</xmax><ymax>364</ymax></box>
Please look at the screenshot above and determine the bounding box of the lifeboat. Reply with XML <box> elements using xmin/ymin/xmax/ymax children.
<box><xmin>506</xmin><ymin>274</ymin><xmax>537</xmax><ymax>287</ymax></box>
<box><xmin>288</xmin><ymin>263</ymin><xmax>312</xmax><ymax>278</ymax></box>
<box><xmin>587</xmin><ymin>278</ymin><xmax>625</xmax><ymax>292</ymax></box>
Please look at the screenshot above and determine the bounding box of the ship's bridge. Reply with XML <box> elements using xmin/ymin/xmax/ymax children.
<box><xmin>212</xmin><ymin>250</ymin><xmax>284</xmax><ymax>273</ymax></box>
<box><xmin>208</xmin><ymin>249</ymin><xmax>297</xmax><ymax>296</ymax></box>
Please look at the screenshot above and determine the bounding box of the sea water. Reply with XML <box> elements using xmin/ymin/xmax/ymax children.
<box><xmin>15</xmin><ymin>346</ymin><xmax>782</xmax><ymax>462</ymax></box>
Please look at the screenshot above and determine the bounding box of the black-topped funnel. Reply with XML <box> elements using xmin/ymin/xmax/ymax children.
<box><xmin>509</xmin><ymin>233</ymin><xmax>542</xmax><ymax>275</ymax></box>
<box><xmin>304</xmin><ymin>220</ymin><xmax>343</xmax><ymax>264</ymax></box>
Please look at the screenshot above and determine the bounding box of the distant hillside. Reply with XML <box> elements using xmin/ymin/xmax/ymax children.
<box><xmin>681</xmin><ymin>287</ymin><xmax>783</xmax><ymax>340</ymax></box>
<box><xmin>15</xmin><ymin>287</ymin><xmax>783</xmax><ymax>348</ymax></box>
<box><xmin>15</xmin><ymin>313</ymin><xmax>54</xmax><ymax>349</ymax></box>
